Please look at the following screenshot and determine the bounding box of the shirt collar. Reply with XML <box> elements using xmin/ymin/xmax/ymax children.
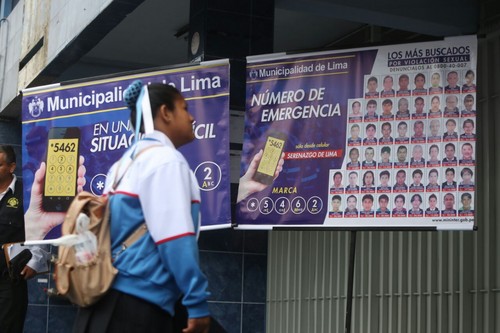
<box><xmin>142</xmin><ymin>130</ymin><xmax>175</xmax><ymax>149</ymax></box>
<box><xmin>8</xmin><ymin>174</ymin><xmax>17</xmax><ymax>193</ymax></box>
<box><xmin>0</xmin><ymin>174</ymin><xmax>16</xmax><ymax>197</ymax></box>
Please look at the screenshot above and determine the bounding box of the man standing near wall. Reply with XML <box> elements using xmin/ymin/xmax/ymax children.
<box><xmin>0</xmin><ymin>145</ymin><xmax>48</xmax><ymax>333</ymax></box>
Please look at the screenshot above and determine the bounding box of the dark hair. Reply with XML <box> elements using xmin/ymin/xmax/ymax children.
<box><xmin>366</xmin><ymin>124</ymin><xmax>376</xmax><ymax>131</ymax></box>
<box><xmin>382</xmin><ymin>99</ymin><xmax>392</xmax><ymax>105</ymax></box>
<box><xmin>379</xmin><ymin>194</ymin><xmax>389</xmax><ymax>202</ymax></box>
<box><xmin>381</xmin><ymin>146</ymin><xmax>391</xmax><ymax>154</ymax></box>
<box><xmin>445</xmin><ymin>143</ymin><xmax>455</xmax><ymax>151</ymax></box>
<box><xmin>431</xmin><ymin>95</ymin><xmax>440</xmax><ymax>103</ymax></box>
<box><xmin>461</xmin><ymin>168</ymin><xmax>473</xmax><ymax>177</ymax></box>
<box><xmin>464</xmin><ymin>94</ymin><xmax>474</xmax><ymax>101</ymax></box>
<box><xmin>412</xmin><ymin>169</ymin><xmax>423</xmax><ymax>177</ymax></box>
<box><xmin>445</xmin><ymin>168</ymin><xmax>455</xmax><ymax>175</ymax></box>
<box><xmin>444</xmin><ymin>193</ymin><xmax>455</xmax><ymax>200</ymax></box>
<box><xmin>362</xmin><ymin>194</ymin><xmax>374</xmax><ymax>202</ymax></box>
<box><xmin>463</xmin><ymin>119</ymin><xmax>475</xmax><ymax>127</ymax></box>
<box><xmin>334</xmin><ymin>171</ymin><xmax>342</xmax><ymax>179</ymax></box>
<box><xmin>395</xmin><ymin>194</ymin><xmax>405</xmax><ymax>203</ymax></box>
<box><xmin>128</xmin><ymin>83</ymin><xmax>183</xmax><ymax>132</ymax></box>
<box><xmin>382</xmin><ymin>122</ymin><xmax>391</xmax><ymax>129</ymax></box>
<box><xmin>461</xmin><ymin>192</ymin><xmax>472</xmax><ymax>200</ymax></box>
<box><xmin>368</xmin><ymin>77</ymin><xmax>378</xmax><ymax>84</ymax></box>
<box><xmin>414</xmin><ymin>73</ymin><xmax>425</xmax><ymax>82</ymax></box>
<box><xmin>0</xmin><ymin>145</ymin><xmax>16</xmax><ymax>164</ymax></box>
<box><xmin>429</xmin><ymin>194</ymin><xmax>437</xmax><ymax>201</ymax></box>
<box><xmin>429</xmin><ymin>168</ymin><xmax>439</xmax><ymax>176</ymax></box>
<box><xmin>332</xmin><ymin>195</ymin><xmax>342</xmax><ymax>201</ymax></box>
<box><xmin>429</xmin><ymin>144</ymin><xmax>439</xmax><ymax>153</ymax></box>
<box><xmin>362</xmin><ymin>171</ymin><xmax>374</xmax><ymax>186</ymax></box>
<box><xmin>367</xmin><ymin>100</ymin><xmax>377</xmax><ymax>107</ymax></box>
<box><xmin>380</xmin><ymin>170</ymin><xmax>390</xmax><ymax>178</ymax></box>
<box><xmin>411</xmin><ymin>194</ymin><xmax>422</xmax><ymax>203</ymax></box>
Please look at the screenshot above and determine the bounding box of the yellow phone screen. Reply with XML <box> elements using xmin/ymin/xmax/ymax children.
<box><xmin>257</xmin><ymin>136</ymin><xmax>285</xmax><ymax>177</ymax></box>
<box><xmin>45</xmin><ymin>138</ymin><xmax>78</xmax><ymax>196</ymax></box>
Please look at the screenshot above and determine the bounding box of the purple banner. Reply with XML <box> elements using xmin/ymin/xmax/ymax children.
<box><xmin>22</xmin><ymin>61</ymin><xmax>231</xmax><ymax>240</ymax></box>
<box><xmin>237</xmin><ymin>36</ymin><xmax>477</xmax><ymax>230</ymax></box>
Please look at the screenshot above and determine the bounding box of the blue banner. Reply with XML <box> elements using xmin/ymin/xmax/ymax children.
<box><xmin>22</xmin><ymin>61</ymin><xmax>231</xmax><ymax>240</ymax></box>
<box><xmin>237</xmin><ymin>36</ymin><xmax>477</xmax><ymax>230</ymax></box>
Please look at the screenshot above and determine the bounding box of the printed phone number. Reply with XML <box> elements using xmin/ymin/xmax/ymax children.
<box><xmin>431</xmin><ymin>62</ymin><xmax>469</xmax><ymax>70</ymax></box>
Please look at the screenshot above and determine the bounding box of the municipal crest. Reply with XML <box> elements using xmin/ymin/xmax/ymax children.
<box><xmin>249</xmin><ymin>69</ymin><xmax>258</xmax><ymax>80</ymax></box>
<box><xmin>6</xmin><ymin>197</ymin><xmax>19</xmax><ymax>209</ymax></box>
<box><xmin>28</xmin><ymin>97</ymin><xmax>44</xmax><ymax>118</ymax></box>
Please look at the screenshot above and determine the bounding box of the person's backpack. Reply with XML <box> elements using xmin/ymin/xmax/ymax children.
<box><xmin>55</xmin><ymin>192</ymin><xmax>118</xmax><ymax>307</ymax></box>
<box><xmin>55</xmin><ymin>144</ymin><xmax>160</xmax><ymax>307</ymax></box>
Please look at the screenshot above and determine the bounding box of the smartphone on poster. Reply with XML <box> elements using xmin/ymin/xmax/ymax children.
<box><xmin>253</xmin><ymin>133</ymin><xmax>286</xmax><ymax>185</ymax></box>
<box><xmin>42</xmin><ymin>127</ymin><xmax>80</xmax><ymax>212</ymax></box>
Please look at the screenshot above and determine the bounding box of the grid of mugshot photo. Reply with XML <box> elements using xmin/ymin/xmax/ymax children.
<box><xmin>328</xmin><ymin>69</ymin><xmax>476</xmax><ymax>219</ymax></box>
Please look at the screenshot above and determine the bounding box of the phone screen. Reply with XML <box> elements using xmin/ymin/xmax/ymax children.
<box><xmin>43</xmin><ymin>127</ymin><xmax>80</xmax><ymax>212</ymax></box>
<box><xmin>253</xmin><ymin>134</ymin><xmax>285</xmax><ymax>185</ymax></box>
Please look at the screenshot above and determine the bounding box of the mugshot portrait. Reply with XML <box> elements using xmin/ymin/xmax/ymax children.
<box><xmin>377</xmin><ymin>170</ymin><xmax>392</xmax><ymax>192</ymax></box>
<box><xmin>444</xmin><ymin>71</ymin><xmax>461</xmax><ymax>94</ymax></box>
<box><xmin>365</xmin><ymin>76</ymin><xmax>380</xmax><ymax>98</ymax></box>
<box><xmin>460</xmin><ymin>118</ymin><xmax>476</xmax><ymax>141</ymax></box>
<box><xmin>380</xmin><ymin>75</ymin><xmax>396</xmax><ymax>98</ymax></box>
<box><xmin>461</xmin><ymin>94</ymin><xmax>476</xmax><ymax>116</ymax></box>
<box><xmin>349</xmin><ymin>100</ymin><xmax>364</xmax><ymax>122</ymax></box>
<box><xmin>397</xmin><ymin>74</ymin><xmax>411</xmax><ymax>97</ymax></box>
<box><xmin>462</xmin><ymin>70</ymin><xmax>476</xmax><ymax>93</ymax></box>
<box><xmin>428</xmin><ymin>72</ymin><xmax>443</xmax><ymax>95</ymax></box>
<box><xmin>347</xmin><ymin>123</ymin><xmax>363</xmax><ymax>146</ymax></box>
<box><xmin>376</xmin><ymin>194</ymin><xmax>391</xmax><ymax>217</ymax></box>
<box><xmin>459</xmin><ymin>167</ymin><xmax>475</xmax><ymax>191</ymax></box>
<box><xmin>425</xmin><ymin>193</ymin><xmax>441</xmax><ymax>216</ymax></box>
<box><xmin>412</xmin><ymin>73</ymin><xmax>428</xmax><ymax>96</ymax></box>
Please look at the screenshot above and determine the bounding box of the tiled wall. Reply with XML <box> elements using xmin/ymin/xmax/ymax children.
<box><xmin>23</xmin><ymin>229</ymin><xmax>268</xmax><ymax>333</ymax></box>
<box><xmin>199</xmin><ymin>229</ymin><xmax>267</xmax><ymax>333</ymax></box>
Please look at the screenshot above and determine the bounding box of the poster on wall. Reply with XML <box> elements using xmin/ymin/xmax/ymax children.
<box><xmin>21</xmin><ymin>60</ymin><xmax>231</xmax><ymax>240</ymax></box>
<box><xmin>236</xmin><ymin>36</ymin><xmax>477</xmax><ymax>230</ymax></box>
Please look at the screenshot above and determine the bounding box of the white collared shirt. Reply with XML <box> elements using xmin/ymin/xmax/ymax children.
<box><xmin>1</xmin><ymin>174</ymin><xmax>49</xmax><ymax>273</ymax></box>
<box><xmin>0</xmin><ymin>174</ymin><xmax>16</xmax><ymax>202</ymax></box>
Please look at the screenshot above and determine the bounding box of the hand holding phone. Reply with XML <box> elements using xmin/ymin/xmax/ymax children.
<box><xmin>236</xmin><ymin>140</ymin><xmax>285</xmax><ymax>203</ymax></box>
<box><xmin>25</xmin><ymin>155</ymin><xmax>86</xmax><ymax>240</ymax></box>
<box><xmin>252</xmin><ymin>134</ymin><xmax>286</xmax><ymax>185</ymax></box>
<box><xmin>43</xmin><ymin>127</ymin><xmax>80</xmax><ymax>212</ymax></box>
